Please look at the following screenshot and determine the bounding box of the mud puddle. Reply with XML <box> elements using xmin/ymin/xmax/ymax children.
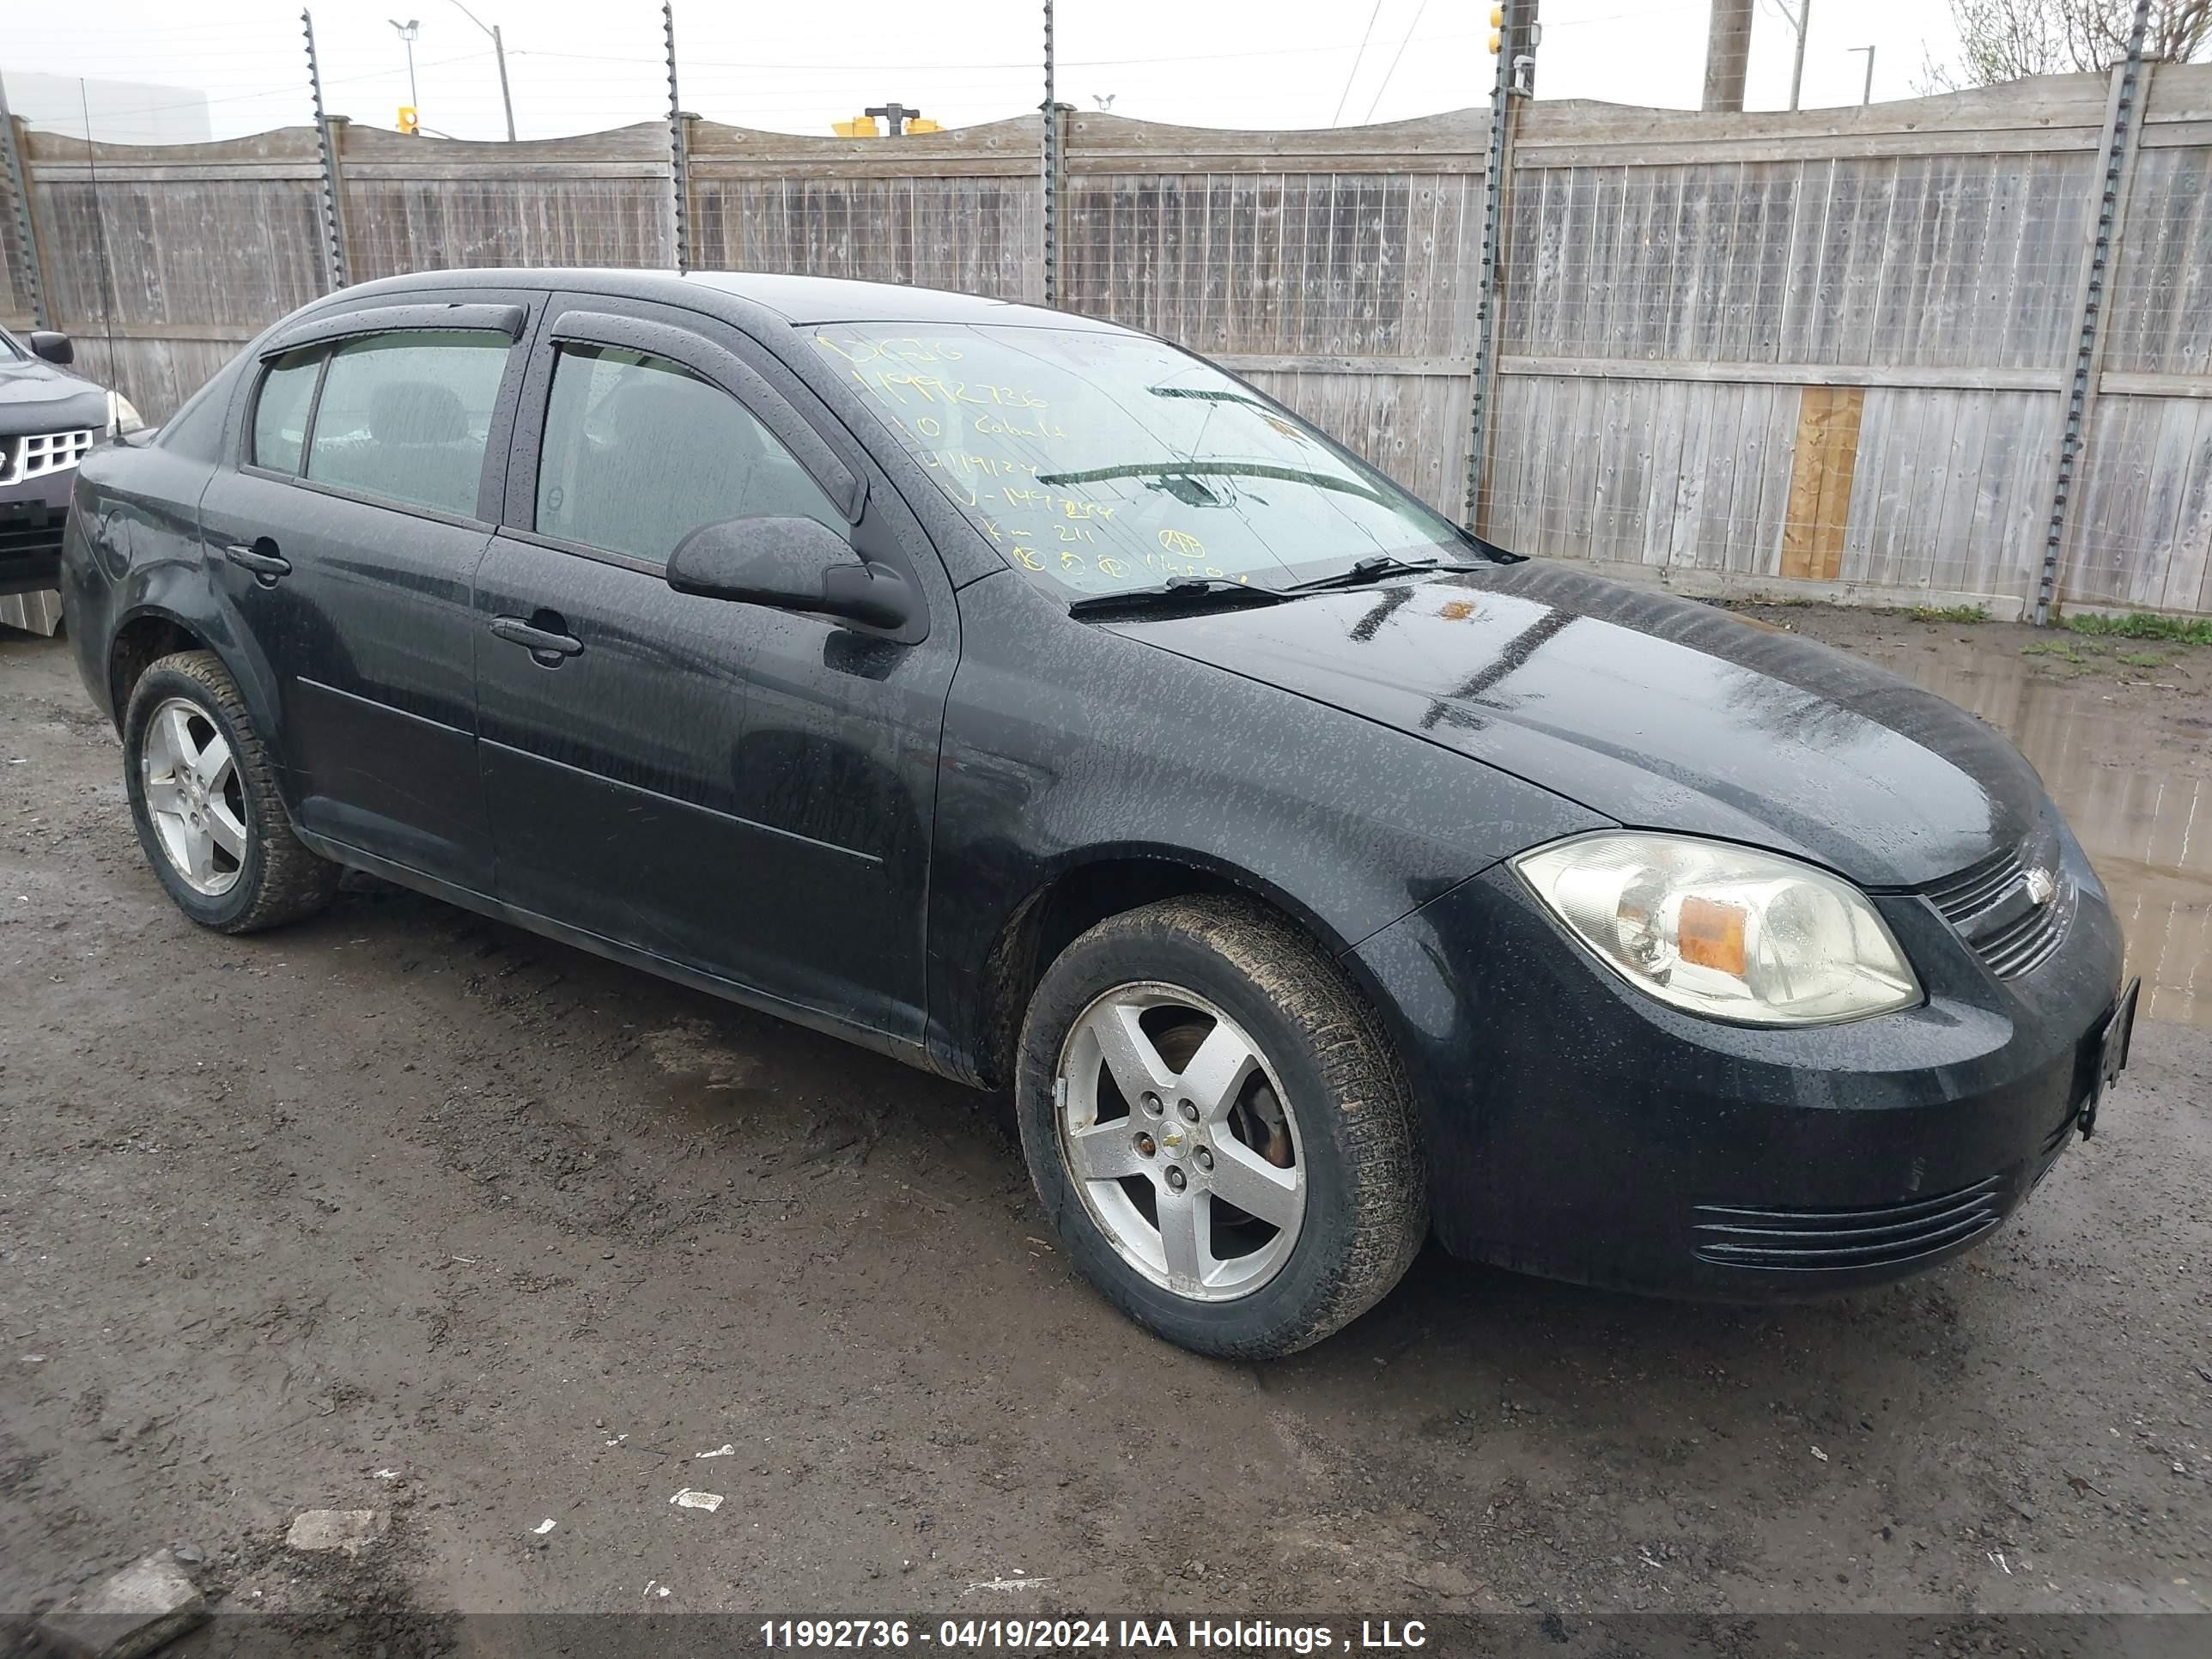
<box><xmin>1745</xmin><ymin>607</ymin><xmax>2210</xmax><ymax>1028</ymax></box>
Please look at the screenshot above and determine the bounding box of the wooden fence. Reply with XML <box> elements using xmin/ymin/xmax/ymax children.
<box><xmin>4</xmin><ymin>64</ymin><xmax>2208</xmax><ymax>617</ymax></box>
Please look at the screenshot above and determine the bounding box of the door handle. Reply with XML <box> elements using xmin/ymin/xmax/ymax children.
<box><xmin>489</xmin><ymin>615</ymin><xmax>584</xmax><ymax>661</ymax></box>
<box><xmin>223</xmin><ymin>541</ymin><xmax>291</xmax><ymax>586</ymax></box>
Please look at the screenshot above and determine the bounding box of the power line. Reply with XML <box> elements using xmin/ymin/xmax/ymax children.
<box><xmin>507</xmin><ymin>28</ymin><xmax>1488</xmax><ymax>76</ymax></box>
<box><xmin>1329</xmin><ymin>0</ymin><xmax>1389</xmax><ymax>127</ymax></box>
<box><xmin>1362</xmin><ymin>0</ymin><xmax>1430</xmax><ymax>125</ymax></box>
<box><xmin>27</xmin><ymin>47</ymin><xmax>498</xmax><ymax>125</ymax></box>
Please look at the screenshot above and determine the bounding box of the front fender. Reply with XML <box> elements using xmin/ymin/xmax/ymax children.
<box><xmin>925</xmin><ymin>574</ymin><xmax>1607</xmax><ymax>1082</ymax></box>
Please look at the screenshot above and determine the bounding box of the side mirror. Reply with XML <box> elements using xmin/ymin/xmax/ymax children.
<box><xmin>666</xmin><ymin>515</ymin><xmax>915</xmax><ymax>633</ymax></box>
<box><xmin>28</xmin><ymin>331</ymin><xmax>74</xmax><ymax>367</ymax></box>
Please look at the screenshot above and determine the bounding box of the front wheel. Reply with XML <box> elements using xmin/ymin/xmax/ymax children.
<box><xmin>1015</xmin><ymin>896</ymin><xmax>1426</xmax><ymax>1358</ymax></box>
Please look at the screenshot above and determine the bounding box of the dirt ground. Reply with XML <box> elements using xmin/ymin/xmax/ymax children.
<box><xmin>2</xmin><ymin>604</ymin><xmax>2208</xmax><ymax>1645</ymax></box>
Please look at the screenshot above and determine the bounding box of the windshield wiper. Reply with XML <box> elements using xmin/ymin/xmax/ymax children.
<box><xmin>1066</xmin><ymin>576</ymin><xmax>1287</xmax><ymax>617</ymax></box>
<box><xmin>1285</xmin><ymin>554</ymin><xmax>1479</xmax><ymax>592</ymax></box>
<box><xmin>1037</xmin><ymin>461</ymin><xmax>1392</xmax><ymax>508</ymax></box>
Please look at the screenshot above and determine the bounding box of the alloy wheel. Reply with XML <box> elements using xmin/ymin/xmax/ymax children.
<box><xmin>141</xmin><ymin>696</ymin><xmax>247</xmax><ymax>896</ymax></box>
<box><xmin>1054</xmin><ymin>981</ymin><xmax>1306</xmax><ymax>1301</ymax></box>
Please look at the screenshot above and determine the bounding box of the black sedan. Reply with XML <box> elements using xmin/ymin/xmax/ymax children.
<box><xmin>59</xmin><ymin>269</ymin><xmax>2135</xmax><ymax>1357</ymax></box>
<box><xmin>3</xmin><ymin>325</ymin><xmax>142</xmax><ymax>599</ymax></box>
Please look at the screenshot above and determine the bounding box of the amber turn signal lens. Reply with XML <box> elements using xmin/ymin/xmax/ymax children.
<box><xmin>1676</xmin><ymin>896</ymin><xmax>1747</xmax><ymax>975</ymax></box>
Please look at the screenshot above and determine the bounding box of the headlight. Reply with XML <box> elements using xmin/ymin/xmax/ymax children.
<box><xmin>1512</xmin><ymin>833</ymin><xmax>1920</xmax><ymax>1025</ymax></box>
<box><xmin>107</xmin><ymin>391</ymin><xmax>144</xmax><ymax>435</ymax></box>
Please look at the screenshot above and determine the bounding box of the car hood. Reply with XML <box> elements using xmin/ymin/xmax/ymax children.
<box><xmin>0</xmin><ymin>354</ymin><xmax>106</xmax><ymax>434</ymax></box>
<box><xmin>1106</xmin><ymin>561</ymin><xmax>2048</xmax><ymax>888</ymax></box>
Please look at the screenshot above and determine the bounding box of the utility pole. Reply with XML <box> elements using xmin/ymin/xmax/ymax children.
<box><xmin>1702</xmin><ymin>0</ymin><xmax>1753</xmax><ymax>112</ymax></box>
<box><xmin>1777</xmin><ymin>0</ymin><xmax>1811</xmax><ymax>111</ymax></box>
<box><xmin>1849</xmin><ymin>43</ymin><xmax>1875</xmax><ymax>106</ymax></box>
<box><xmin>449</xmin><ymin>3</ymin><xmax>515</xmax><ymax>141</ymax></box>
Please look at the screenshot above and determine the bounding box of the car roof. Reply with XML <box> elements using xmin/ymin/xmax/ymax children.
<box><xmin>685</xmin><ymin>270</ymin><xmax>1120</xmax><ymax>329</ymax></box>
<box><xmin>318</xmin><ymin>266</ymin><xmax>1127</xmax><ymax>333</ymax></box>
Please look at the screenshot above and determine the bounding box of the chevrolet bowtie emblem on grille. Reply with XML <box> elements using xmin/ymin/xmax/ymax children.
<box><xmin>2024</xmin><ymin>866</ymin><xmax>2057</xmax><ymax>907</ymax></box>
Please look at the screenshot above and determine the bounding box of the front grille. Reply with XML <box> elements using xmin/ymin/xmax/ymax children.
<box><xmin>1923</xmin><ymin>844</ymin><xmax>2024</xmax><ymax>921</ymax></box>
<box><xmin>1920</xmin><ymin>837</ymin><xmax>2068</xmax><ymax>980</ymax></box>
<box><xmin>0</xmin><ymin>428</ymin><xmax>96</xmax><ymax>487</ymax></box>
<box><xmin>1978</xmin><ymin>896</ymin><xmax>2069</xmax><ymax>977</ymax></box>
<box><xmin>1692</xmin><ymin>1175</ymin><xmax>2007</xmax><ymax>1272</ymax></box>
<box><xmin>0</xmin><ymin>507</ymin><xmax>65</xmax><ymax>562</ymax></box>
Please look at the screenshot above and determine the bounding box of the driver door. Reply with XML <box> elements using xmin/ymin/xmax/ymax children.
<box><xmin>473</xmin><ymin>295</ymin><xmax>954</xmax><ymax>1045</ymax></box>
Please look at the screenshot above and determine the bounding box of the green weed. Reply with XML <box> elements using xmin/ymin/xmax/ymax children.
<box><xmin>1905</xmin><ymin>604</ymin><xmax>1990</xmax><ymax>623</ymax></box>
<box><xmin>2062</xmin><ymin>611</ymin><xmax>2212</xmax><ymax>644</ymax></box>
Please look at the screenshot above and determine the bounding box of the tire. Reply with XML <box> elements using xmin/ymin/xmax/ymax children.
<box><xmin>1016</xmin><ymin>896</ymin><xmax>1426</xmax><ymax>1358</ymax></box>
<box><xmin>122</xmin><ymin>649</ymin><xmax>340</xmax><ymax>933</ymax></box>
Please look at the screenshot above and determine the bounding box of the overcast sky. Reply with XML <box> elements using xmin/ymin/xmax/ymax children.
<box><xmin>5</xmin><ymin>0</ymin><xmax>1970</xmax><ymax>144</ymax></box>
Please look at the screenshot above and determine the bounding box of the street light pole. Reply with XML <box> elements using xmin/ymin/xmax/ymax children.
<box><xmin>1849</xmin><ymin>43</ymin><xmax>1875</xmax><ymax>106</ymax></box>
<box><xmin>450</xmin><ymin>1</ymin><xmax>516</xmax><ymax>141</ymax></box>
<box><xmin>388</xmin><ymin>18</ymin><xmax>420</xmax><ymax>133</ymax></box>
<box><xmin>1785</xmin><ymin>0</ymin><xmax>1811</xmax><ymax>112</ymax></box>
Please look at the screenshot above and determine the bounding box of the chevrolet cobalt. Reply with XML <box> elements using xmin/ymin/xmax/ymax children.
<box><xmin>61</xmin><ymin>270</ymin><xmax>2135</xmax><ymax>1356</ymax></box>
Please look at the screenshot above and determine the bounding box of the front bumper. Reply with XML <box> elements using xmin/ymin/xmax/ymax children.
<box><xmin>1353</xmin><ymin>829</ymin><xmax>2126</xmax><ymax>1298</ymax></box>
<box><xmin>0</xmin><ymin>467</ymin><xmax>74</xmax><ymax>598</ymax></box>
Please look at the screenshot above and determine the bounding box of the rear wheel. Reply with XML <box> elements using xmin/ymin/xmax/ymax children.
<box><xmin>1016</xmin><ymin>896</ymin><xmax>1425</xmax><ymax>1358</ymax></box>
<box><xmin>122</xmin><ymin>650</ymin><xmax>339</xmax><ymax>933</ymax></box>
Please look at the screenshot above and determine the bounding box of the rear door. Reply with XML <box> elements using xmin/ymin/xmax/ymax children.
<box><xmin>473</xmin><ymin>294</ymin><xmax>957</xmax><ymax>1042</ymax></box>
<box><xmin>199</xmin><ymin>295</ymin><xmax>536</xmax><ymax>890</ymax></box>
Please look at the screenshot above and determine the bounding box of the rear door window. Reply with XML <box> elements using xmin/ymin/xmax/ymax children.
<box><xmin>305</xmin><ymin>331</ymin><xmax>510</xmax><ymax>517</ymax></box>
<box><xmin>533</xmin><ymin>343</ymin><xmax>842</xmax><ymax>565</ymax></box>
<box><xmin>251</xmin><ymin>351</ymin><xmax>321</xmax><ymax>474</ymax></box>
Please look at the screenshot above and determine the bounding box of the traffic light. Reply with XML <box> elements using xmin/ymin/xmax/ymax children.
<box><xmin>831</xmin><ymin>115</ymin><xmax>879</xmax><ymax>137</ymax></box>
<box><xmin>1487</xmin><ymin>6</ymin><xmax>1504</xmax><ymax>56</ymax></box>
<box><xmin>397</xmin><ymin>104</ymin><xmax>419</xmax><ymax>135</ymax></box>
<box><xmin>906</xmin><ymin>118</ymin><xmax>943</xmax><ymax>134</ymax></box>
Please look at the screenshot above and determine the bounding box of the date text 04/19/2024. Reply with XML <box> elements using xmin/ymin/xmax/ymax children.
<box><xmin>757</xmin><ymin>1620</ymin><xmax>1429</xmax><ymax>1650</ymax></box>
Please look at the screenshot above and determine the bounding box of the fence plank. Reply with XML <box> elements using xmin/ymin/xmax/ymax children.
<box><xmin>12</xmin><ymin>68</ymin><xmax>2210</xmax><ymax>615</ymax></box>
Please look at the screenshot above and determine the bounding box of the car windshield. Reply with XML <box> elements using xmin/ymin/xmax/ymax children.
<box><xmin>0</xmin><ymin>329</ymin><xmax>25</xmax><ymax>362</ymax></box>
<box><xmin>809</xmin><ymin>323</ymin><xmax>1467</xmax><ymax>597</ymax></box>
